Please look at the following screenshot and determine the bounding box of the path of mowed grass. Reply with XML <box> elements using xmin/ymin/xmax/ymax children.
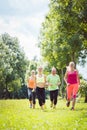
<box><xmin>0</xmin><ymin>99</ymin><xmax>87</xmax><ymax>130</ymax></box>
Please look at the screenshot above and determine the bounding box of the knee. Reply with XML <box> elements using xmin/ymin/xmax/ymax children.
<box><xmin>73</xmin><ymin>95</ymin><xmax>76</xmax><ymax>99</ymax></box>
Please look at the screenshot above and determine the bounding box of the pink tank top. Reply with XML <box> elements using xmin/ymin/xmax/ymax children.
<box><xmin>67</xmin><ymin>70</ymin><xmax>78</xmax><ymax>84</ymax></box>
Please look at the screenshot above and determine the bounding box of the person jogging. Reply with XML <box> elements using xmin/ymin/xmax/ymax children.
<box><xmin>36</xmin><ymin>66</ymin><xmax>46</xmax><ymax>110</ymax></box>
<box><xmin>27</xmin><ymin>70</ymin><xmax>36</xmax><ymax>109</ymax></box>
<box><xmin>47</xmin><ymin>67</ymin><xmax>61</xmax><ymax>109</ymax></box>
<box><xmin>64</xmin><ymin>62</ymin><xmax>80</xmax><ymax>110</ymax></box>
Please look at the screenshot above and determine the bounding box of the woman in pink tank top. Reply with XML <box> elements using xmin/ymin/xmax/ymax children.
<box><xmin>64</xmin><ymin>62</ymin><xmax>80</xmax><ymax>110</ymax></box>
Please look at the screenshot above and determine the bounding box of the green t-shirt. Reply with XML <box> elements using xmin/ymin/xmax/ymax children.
<box><xmin>47</xmin><ymin>74</ymin><xmax>60</xmax><ymax>91</ymax></box>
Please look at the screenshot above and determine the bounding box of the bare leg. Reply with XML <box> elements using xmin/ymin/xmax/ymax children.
<box><xmin>30</xmin><ymin>101</ymin><xmax>32</xmax><ymax>108</ymax></box>
<box><xmin>71</xmin><ymin>98</ymin><xmax>76</xmax><ymax>110</ymax></box>
<box><xmin>50</xmin><ymin>101</ymin><xmax>53</xmax><ymax>107</ymax></box>
<box><xmin>41</xmin><ymin>104</ymin><xmax>44</xmax><ymax>110</ymax></box>
<box><xmin>53</xmin><ymin>105</ymin><xmax>56</xmax><ymax>109</ymax></box>
<box><xmin>33</xmin><ymin>104</ymin><xmax>35</xmax><ymax>109</ymax></box>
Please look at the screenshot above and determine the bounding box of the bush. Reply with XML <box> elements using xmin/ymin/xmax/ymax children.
<box><xmin>79</xmin><ymin>79</ymin><xmax>87</xmax><ymax>103</ymax></box>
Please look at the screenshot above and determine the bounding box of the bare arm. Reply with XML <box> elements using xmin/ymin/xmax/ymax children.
<box><xmin>76</xmin><ymin>70</ymin><xmax>80</xmax><ymax>85</ymax></box>
<box><xmin>58</xmin><ymin>82</ymin><xmax>61</xmax><ymax>86</ymax></box>
<box><xmin>34</xmin><ymin>75</ymin><xmax>36</xmax><ymax>88</ymax></box>
<box><xmin>64</xmin><ymin>71</ymin><xmax>70</xmax><ymax>86</ymax></box>
<box><xmin>27</xmin><ymin>77</ymin><xmax>29</xmax><ymax>88</ymax></box>
<box><xmin>44</xmin><ymin>75</ymin><xmax>48</xmax><ymax>88</ymax></box>
<box><xmin>64</xmin><ymin>71</ymin><xmax>68</xmax><ymax>84</ymax></box>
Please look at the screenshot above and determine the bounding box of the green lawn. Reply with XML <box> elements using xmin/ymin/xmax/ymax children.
<box><xmin>0</xmin><ymin>99</ymin><xmax>87</xmax><ymax>130</ymax></box>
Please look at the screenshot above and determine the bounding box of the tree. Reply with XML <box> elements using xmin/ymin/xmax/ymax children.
<box><xmin>39</xmin><ymin>0</ymin><xmax>87</xmax><ymax>68</ymax></box>
<box><xmin>0</xmin><ymin>33</ymin><xmax>28</xmax><ymax>98</ymax></box>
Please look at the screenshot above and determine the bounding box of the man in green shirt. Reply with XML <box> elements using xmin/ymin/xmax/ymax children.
<box><xmin>47</xmin><ymin>67</ymin><xmax>61</xmax><ymax>108</ymax></box>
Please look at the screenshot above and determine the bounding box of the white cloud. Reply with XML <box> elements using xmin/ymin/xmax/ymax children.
<box><xmin>0</xmin><ymin>16</ymin><xmax>41</xmax><ymax>60</ymax></box>
<box><xmin>0</xmin><ymin>16</ymin><xmax>20</xmax><ymax>33</ymax></box>
<box><xmin>0</xmin><ymin>0</ymin><xmax>49</xmax><ymax>60</ymax></box>
<box><xmin>77</xmin><ymin>62</ymin><xmax>87</xmax><ymax>80</ymax></box>
<box><xmin>17</xmin><ymin>32</ymin><xmax>41</xmax><ymax>60</ymax></box>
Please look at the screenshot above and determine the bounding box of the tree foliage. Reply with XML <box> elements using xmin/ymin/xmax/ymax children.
<box><xmin>0</xmin><ymin>33</ymin><xmax>28</xmax><ymax>98</ymax></box>
<box><xmin>79</xmin><ymin>79</ymin><xmax>87</xmax><ymax>103</ymax></box>
<box><xmin>39</xmin><ymin>0</ymin><xmax>87</xmax><ymax>69</ymax></box>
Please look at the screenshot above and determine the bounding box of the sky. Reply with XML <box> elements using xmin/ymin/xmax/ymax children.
<box><xmin>0</xmin><ymin>0</ymin><xmax>49</xmax><ymax>60</ymax></box>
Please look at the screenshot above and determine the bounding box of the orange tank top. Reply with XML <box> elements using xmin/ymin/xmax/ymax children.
<box><xmin>28</xmin><ymin>77</ymin><xmax>36</xmax><ymax>89</ymax></box>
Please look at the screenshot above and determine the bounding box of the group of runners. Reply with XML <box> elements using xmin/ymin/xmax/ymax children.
<box><xmin>27</xmin><ymin>61</ymin><xmax>80</xmax><ymax>110</ymax></box>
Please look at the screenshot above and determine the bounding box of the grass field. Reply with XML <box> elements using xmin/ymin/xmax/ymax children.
<box><xmin>0</xmin><ymin>98</ymin><xmax>87</xmax><ymax>130</ymax></box>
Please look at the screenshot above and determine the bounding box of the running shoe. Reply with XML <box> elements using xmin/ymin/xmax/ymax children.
<box><xmin>66</xmin><ymin>101</ymin><xmax>70</xmax><ymax>107</ymax></box>
<box><xmin>30</xmin><ymin>104</ymin><xmax>32</xmax><ymax>108</ymax></box>
<box><xmin>70</xmin><ymin>107</ymin><xmax>74</xmax><ymax>110</ymax></box>
<box><xmin>50</xmin><ymin>102</ymin><xmax>53</xmax><ymax>108</ymax></box>
<box><xmin>53</xmin><ymin>105</ymin><xmax>56</xmax><ymax>109</ymax></box>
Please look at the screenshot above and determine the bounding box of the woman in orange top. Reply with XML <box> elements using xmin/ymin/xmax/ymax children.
<box><xmin>27</xmin><ymin>70</ymin><xmax>36</xmax><ymax>108</ymax></box>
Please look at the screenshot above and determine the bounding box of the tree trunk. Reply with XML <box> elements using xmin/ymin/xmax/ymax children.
<box><xmin>5</xmin><ymin>79</ymin><xmax>9</xmax><ymax>99</ymax></box>
<box><xmin>61</xmin><ymin>69</ymin><xmax>65</xmax><ymax>98</ymax></box>
<box><xmin>85</xmin><ymin>95</ymin><xmax>87</xmax><ymax>103</ymax></box>
<box><xmin>71</xmin><ymin>52</ymin><xmax>77</xmax><ymax>68</ymax></box>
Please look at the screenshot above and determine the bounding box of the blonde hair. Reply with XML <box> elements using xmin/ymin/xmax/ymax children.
<box><xmin>69</xmin><ymin>62</ymin><xmax>75</xmax><ymax>67</ymax></box>
<box><xmin>31</xmin><ymin>70</ymin><xmax>35</xmax><ymax>73</ymax></box>
<box><xmin>38</xmin><ymin>66</ymin><xmax>43</xmax><ymax>69</ymax></box>
<box><xmin>52</xmin><ymin>67</ymin><xmax>56</xmax><ymax>71</ymax></box>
